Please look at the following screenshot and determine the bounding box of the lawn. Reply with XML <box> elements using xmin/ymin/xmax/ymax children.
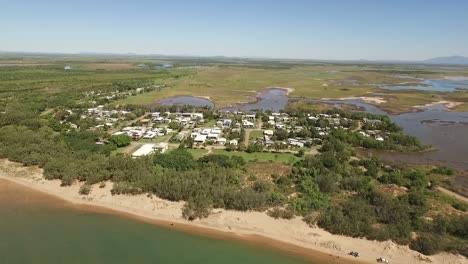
<box><xmin>186</xmin><ymin>148</ymin><xmax>209</xmax><ymax>159</ymax></box>
<box><xmin>212</xmin><ymin>149</ymin><xmax>300</xmax><ymax>164</ymax></box>
<box><xmin>249</xmin><ymin>130</ymin><xmax>264</xmax><ymax>141</ymax></box>
<box><xmin>139</xmin><ymin>134</ymin><xmax>172</xmax><ymax>143</ymax></box>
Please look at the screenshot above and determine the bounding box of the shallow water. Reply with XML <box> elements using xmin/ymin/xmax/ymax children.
<box><xmin>158</xmin><ymin>88</ymin><xmax>468</xmax><ymax>171</ymax></box>
<box><xmin>0</xmin><ymin>180</ymin><xmax>313</xmax><ymax>264</ymax></box>
<box><xmin>377</xmin><ymin>76</ymin><xmax>468</xmax><ymax>92</ymax></box>
<box><xmin>158</xmin><ymin>96</ymin><xmax>214</xmax><ymax>107</ymax></box>
<box><xmin>221</xmin><ymin>88</ymin><xmax>290</xmax><ymax>112</ymax></box>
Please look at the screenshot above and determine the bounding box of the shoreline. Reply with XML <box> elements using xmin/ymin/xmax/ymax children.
<box><xmin>0</xmin><ymin>159</ymin><xmax>465</xmax><ymax>264</ymax></box>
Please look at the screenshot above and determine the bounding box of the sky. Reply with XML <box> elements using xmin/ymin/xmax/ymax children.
<box><xmin>1</xmin><ymin>0</ymin><xmax>468</xmax><ymax>60</ymax></box>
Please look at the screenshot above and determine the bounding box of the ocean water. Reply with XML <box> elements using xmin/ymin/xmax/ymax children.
<box><xmin>0</xmin><ymin>180</ymin><xmax>313</xmax><ymax>264</ymax></box>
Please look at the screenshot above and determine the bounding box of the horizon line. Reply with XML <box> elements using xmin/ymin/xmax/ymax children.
<box><xmin>0</xmin><ymin>49</ymin><xmax>467</xmax><ymax>65</ymax></box>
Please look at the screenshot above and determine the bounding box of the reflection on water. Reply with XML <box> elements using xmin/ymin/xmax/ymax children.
<box><xmin>158</xmin><ymin>96</ymin><xmax>214</xmax><ymax>107</ymax></box>
<box><xmin>221</xmin><ymin>88</ymin><xmax>289</xmax><ymax>112</ymax></box>
<box><xmin>375</xmin><ymin>76</ymin><xmax>468</xmax><ymax>92</ymax></box>
<box><xmin>158</xmin><ymin>88</ymin><xmax>468</xmax><ymax>171</ymax></box>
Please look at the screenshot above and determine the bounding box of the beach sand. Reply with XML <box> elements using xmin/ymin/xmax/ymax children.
<box><xmin>0</xmin><ymin>159</ymin><xmax>465</xmax><ymax>264</ymax></box>
<box><xmin>413</xmin><ymin>100</ymin><xmax>463</xmax><ymax>110</ymax></box>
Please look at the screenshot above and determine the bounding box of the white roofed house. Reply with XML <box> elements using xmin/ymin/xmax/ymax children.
<box><xmin>264</xmin><ymin>130</ymin><xmax>274</xmax><ymax>137</ymax></box>
<box><xmin>242</xmin><ymin>120</ymin><xmax>254</xmax><ymax>128</ymax></box>
<box><xmin>217</xmin><ymin>137</ymin><xmax>227</xmax><ymax>145</ymax></box>
<box><xmin>208</xmin><ymin>133</ymin><xmax>220</xmax><ymax>140</ymax></box>
<box><xmin>245</xmin><ymin>114</ymin><xmax>256</xmax><ymax>120</ymax></box>
<box><xmin>229</xmin><ymin>139</ymin><xmax>238</xmax><ymax>146</ymax></box>
<box><xmin>194</xmin><ymin>134</ymin><xmax>207</xmax><ymax>144</ymax></box>
<box><xmin>143</xmin><ymin>131</ymin><xmax>157</xmax><ymax>139</ymax></box>
<box><xmin>201</xmin><ymin>128</ymin><xmax>211</xmax><ymax>135</ymax></box>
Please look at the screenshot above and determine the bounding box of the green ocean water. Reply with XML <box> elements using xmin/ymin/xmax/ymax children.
<box><xmin>0</xmin><ymin>181</ymin><xmax>313</xmax><ymax>264</ymax></box>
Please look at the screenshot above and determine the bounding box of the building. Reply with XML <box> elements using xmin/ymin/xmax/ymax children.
<box><xmin>194</xmin><ymin>134</ymin><xmax>207</xmax><ymax>143</ymax></box>
<box><xmin>64</xmin><ymin>65</ymin><xmax>72</xmax><ymax>70</ymax></box>
<box><xmin>217</xmin><ymin>138</ymin><xmax>227</xmax><ymax>145</ymax></box>
<box><xmin>132</xmin><ymin>144</ymin><xmax>156</xmax><ymax>157</ymax></box>
<box><xmin>245</xmin><ymin>114</ymin><xmax>256</xmax><ymax>121</ymax></box>
<box><xmin>229</xmin><ymin>139</ymin><xmax>238</xmax><ymax>146</ymax></box>
<box><xmin>154</xmin><ymin>142</ymin><xmax>169</xmax><ymax>153</ymax></box>
<box><xmin>242</xmin><ymin>120</ymin><xmax>254</xmax><ymax>128</ymax></box>
<box><xmin>264</xmin><ymin>130</ymin><xmax>274</xmax><ymax>136</ymax></box>
<box><xmin>143</xmin><ymin>131</ymin><xmax>157</xmax><ymax>139</ymax></box>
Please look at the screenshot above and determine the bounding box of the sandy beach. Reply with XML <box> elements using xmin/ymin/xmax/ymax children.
<box><xmin>0</xmin><ymin>159</ymin><xmax>465</xmax><ymax>264</ymax></box>
<box><xmin>339</xmin><ymin>97</ymin><xmax>387</xmax><ymax>104</ymax></box>
<box><xmin>413</xmin><ymin>100</ymin><xmax>463</xmax><ymax>110</ymax></box>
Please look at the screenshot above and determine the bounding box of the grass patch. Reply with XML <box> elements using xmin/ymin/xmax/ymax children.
<box><xmin>186</xmin><ymin>148</ymin><xmax>209</xmax><ymax>159</ymax></box>
<box><xmin>249</xmin><ymin>130</ymin><xmax>264</xmax><ymax>141</ymax></box>
<box><xmin>212</xmin><ymin>149</ymin><xmax>300</xmax><ymax>164</ymax></box>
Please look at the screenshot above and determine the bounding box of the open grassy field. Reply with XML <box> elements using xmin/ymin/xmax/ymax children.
<box><xmin>118</xmin><ymin>64</ymin><xmax>468</xmax><ymax>113</ymax></box>
<box><xmin>186</xmin><ymin>148</ymin><xmax>209</xmax><ymax>159</ymax></box>
<box><xmin>2</xmin><ymin>54</ymin><xmax>468</xmax><ymax>114</ymax></box>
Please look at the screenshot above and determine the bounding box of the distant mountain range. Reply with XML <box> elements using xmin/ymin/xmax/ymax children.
<box><xmin>423</xmin><ymin>56</ymin><xmax>468</xmax><ymax>65</ymax></box>
<box><xmin>1</xmin><ymin>50</ymin><xmax>468</xmax><ymax>65</ymax></box>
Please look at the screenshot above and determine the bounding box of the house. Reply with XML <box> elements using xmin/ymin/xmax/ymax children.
<box><xmin>132</xmin><ymin>144</ymin><xmax>156</xmax><ymax>157</ymax></box>
<box><xmin>208</xmin><ymin>133</ymin><xmax>220</xmax><ymax>140</ymax></box>
<box><xmin>211</xmin><ymin>128</ymin><xmax>222</xmax><ymax>134</ymax></box>
<box><xmin>276</xmin><ymin>123</ymin><xmax>285</xmax><ymax>129</ymax></box>
<box><xmin>217</xmin><ymin>138</ymin><xmax>227</xmax><ymax>145</ymax></box>
<box><xmin>290</xmin><ymin>141</ymin><xmax>304</xmax><ymax>148</ymax></box>
<box><xmin>229</xmin><ymin>139</ymin><xmax>238</xmax><ymax>146</ymax></box>
<box><xmin>154</xmin><ymin>142</ymin><xmax>169</xmax><ymax>153</ymax></box>
<box><xmin>175</xmin><ymin>133</ymin><xmax>185</xmax><ymax>141</ymax></box>
<box><xmin>143</xmin><ymin>131</ymin><xmax>157</xmax><ymax>139</ymax></box>
<box><xmin>264</xmin><ymin>130</ymin><xmax>274</xmax><ymax>136</ymax></box>
<box><xmin>153</xmin><ymin>117</ymin><xmax>164</xmax><ymax>122</ymax></box>
<box><xmin>376</xmin><ymin>137</ymin><xmax>385</xmax><ymax>142</ymax></box>
<box><xmin>245</xmin><ymin>114</ymin><xmax>256</xmax><ymax>120</ymax></box>
<box><xmin>201</xmin><ymin>128</ymin><xmax>211</xmax><ymax>135</ymax></box>
<box><xmin>194</xmin><ymin>134</ymin><xmax>207</xmax><ymax>144</ymax></box>
<box><xmin>242</xmin><ymin>120</ymin><xmax>254</xmax><ymax>128</ymax></box>
<box><xmin>223</xmin><ymin>119</ymin><xmax>232</xmax><ymax>128</ymax></box>
<box><xmin>64</xmin><ymin>65</ymin><xmax>72</xmax><ymax>70</ymax></box>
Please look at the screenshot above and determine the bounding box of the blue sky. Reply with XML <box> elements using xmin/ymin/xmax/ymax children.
<box><xmin>1</xmin><ymin>0</ymin><xmax>467</xmax><ymax>60</ymax></box>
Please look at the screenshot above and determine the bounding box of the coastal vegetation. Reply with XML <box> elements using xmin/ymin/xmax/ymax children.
<box><xmin>0</xmin><ymin>55</ymin><xmax>467</xmax><ymax>259</ymax></box>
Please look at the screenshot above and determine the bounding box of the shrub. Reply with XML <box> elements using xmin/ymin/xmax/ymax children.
<box><xmin>79</xmin><ymin>184</ymin><xmax>92</xmax><ymax>195</ymax></box>
<box><xmin>182</xmin><ymin>197</ymin><xmax>211</xmax><ymax>221</ymax></box>
<box><xmin>430</xmin><ymin>166</ymin><xmax>454</xmax><ymax>176</ymax></box>
<box><xmin>267</xmin><ymin>208</ymin><xmax>295</xmax><ymax>220</ymax></box>
<box><xmin>410</xmin><ymin>233</ymin><xmax>443</xmax><ymax>255</ymax></box>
